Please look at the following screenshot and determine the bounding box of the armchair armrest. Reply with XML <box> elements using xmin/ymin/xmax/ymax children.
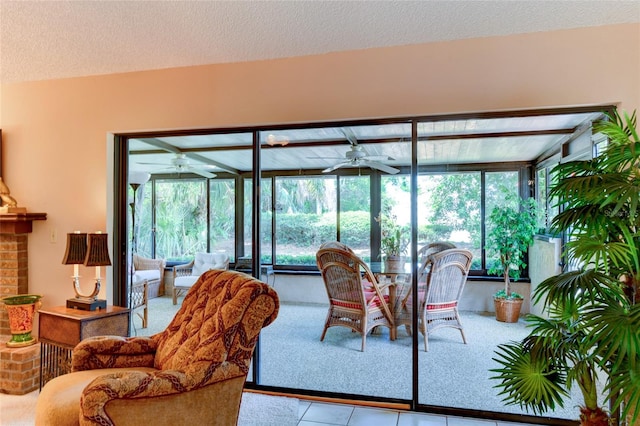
<box><xmin>80</xmin><ymin>373</ymin><xmax>246</xmax><ymax>426</ymax></box>
<box><xmin>72</xmin><ymin>336</ymin><xmax>158</xmax><ymax>372</ymax></box>
<box><xmin>173</xmin><ymin>260</ymin><xmax>195</xmax><ymax>278</ymax></box>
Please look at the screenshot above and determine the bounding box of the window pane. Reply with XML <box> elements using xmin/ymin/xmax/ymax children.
<box><xmin>536</xmin><ymin>168</ymin><xmax>549</xmax><ymax>231</ymax></box>
<box><xmin>275</xmin><ymin>176</ymin><xmax>337</xmax><ymax>265</ymax></box>
<box><xmin>132</xmin><ymin>182</ymin><xmax>153</xmax><ymax>258</ymax></box>
<box><xmin>154</xmin><ymin>179</ymin><xmax>207</xmax><ymax>261</ymax></box>
<box><xmin>420</xmin><ymin>173</ymin><xmax>481</xmax><ymax>267</ymax></box>
<box><xmin>380</xmin><ymin>175</ymin><xmax>411</xmax><ymax>267</ymax></box>
<box><xmin>484</xmin><ymin>171</ymin><xmax>519</xmax><ymax>271</ymax></box>
<box><xmin>339</xmin><ymin>176</ymin><xmax>370</xmax><ymax>260</ymax></box>
<box><xmin>209</xmin><ymin>179</ymin><xmax>235</xmax><ymax>262</ymax></box>
<box><xmin>261</xmin><ymin>179</ymin><xmax>272</xmax><ymax>264</ymax></box>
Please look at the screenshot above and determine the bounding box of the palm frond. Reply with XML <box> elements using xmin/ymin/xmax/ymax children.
<box><xmin>605</xmin><ymin>361</ymin><xmax>640</xmax><ymax>423</ymax></box>
<box><xmin>533</xmin><ymin>269</ymin><xmax>624</xmax><ymax>307</ymax></box>
<box><xmin>599</xmin><ymin>140</ymin><xmax>640</xmax><ymax>172</ymax></box>
<box><xmin>585</xmin><ymin>303</ymin><xmax>640</xmax><ymax>372</ymax></box>
<box><xmin>491</xmin><ymin>341</ymin><xmax>568</xmax><ymax>415</ymax></box>
<box><xmin>550</xmin><ymin>204</ymin><xmax>619</xmax><ymax>236</ymax></box>
<box><xmin>595</xmin><ymin>110</ymin><xmax>638</xmax><ymax>146</ymax></box>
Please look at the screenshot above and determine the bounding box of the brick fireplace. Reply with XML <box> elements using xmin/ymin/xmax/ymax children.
<box><xmin>0</xmin><ymin>212</ymin><xmax>46</xmax><ymax>394</ymax></box>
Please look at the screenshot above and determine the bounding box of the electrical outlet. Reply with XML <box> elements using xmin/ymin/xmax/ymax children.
<box><xmin>50</xmin><ymin>228</ymin><xmax>57</xmax><ymax>243</ymax></box>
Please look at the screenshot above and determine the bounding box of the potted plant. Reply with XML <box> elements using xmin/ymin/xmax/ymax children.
<box><xmin>375</xmin><ymin>208</ymin><xmax>409</xmax><ymax>273</ymax></box>
<box><xmin>490</xmin><ymin>110</ymin><xmax>640</xmax><ymax>426</ymax></box>
<box><xmin>487</xmin><ymin>191</ymin><xmax>539</xmax><ymax>322</ymax></box>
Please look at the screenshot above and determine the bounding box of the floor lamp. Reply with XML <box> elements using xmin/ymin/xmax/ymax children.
<box><xmin>129</xmin><ymin>171</ymin><xmax>150</xmax><ymax>316</ymax></box>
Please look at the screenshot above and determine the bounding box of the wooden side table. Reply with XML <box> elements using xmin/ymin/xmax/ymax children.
<box><xmin>38</xmin><ymin>305</ymin><xmax>130</xmax><ymax>389</ymax></box>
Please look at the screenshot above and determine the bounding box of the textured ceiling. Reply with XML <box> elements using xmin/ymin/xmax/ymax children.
<box><xmin>1</xmin><ymin>0</ymin><xmax>639</xmax><ymax>84</ymax></box>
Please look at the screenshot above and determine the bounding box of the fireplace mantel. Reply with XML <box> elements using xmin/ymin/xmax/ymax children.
<box><xmin>0</xmin><ymin>212</ymin><xmax>47</xmax><ymax>234</ymax></box>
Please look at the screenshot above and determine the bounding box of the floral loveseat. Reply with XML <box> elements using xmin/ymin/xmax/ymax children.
<box><xmin>35</xmin><ymin>270</ymin><xmax>279</xmax><ymax>426</ymax></box>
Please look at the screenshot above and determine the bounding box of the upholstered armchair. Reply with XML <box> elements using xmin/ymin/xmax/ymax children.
<box><xmin>172</xmin><ymin>252</ymin><xmax>230</xmax><ymax>304</ymax></box>
<box><xmin>131</xmin><ymin>254</ymin><xmax>166</xmax><ymax>298</ymax></box>
<box><xmin>35</xmin><ymin>270</ymin><xmax>279</xmax><ymax>426</ymax></box>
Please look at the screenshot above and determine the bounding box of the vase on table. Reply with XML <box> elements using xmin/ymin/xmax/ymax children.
<box><xmin>2</xmin><ymin>294</ymin><xmax>42</xmax><ymax>347</ymax></box>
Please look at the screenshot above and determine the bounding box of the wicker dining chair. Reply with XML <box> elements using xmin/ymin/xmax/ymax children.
<box><xmin>417</xmin><ymin>241</ymin><xmax>456</xmax><ymax>282</ymax></box>
<box><xmin>316</xmin><ymin>244</ymin><xmax>394</xmax><ymax>352</ymax></box>
<box><xmin>395</xmin><ymin>248</ymin><xmax>473</xmax><ymax>351</ymax></box>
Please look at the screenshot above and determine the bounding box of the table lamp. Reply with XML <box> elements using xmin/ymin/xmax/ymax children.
<box><xmin>62</xmin><ymin>232</ymin><xmax>111</xmax><ymax>310</ymax></box>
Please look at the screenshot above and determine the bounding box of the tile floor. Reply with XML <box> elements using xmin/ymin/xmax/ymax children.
<box><xmin>297</xmin><ymin>400</ymin><xmax>538</xmax><ymax>426</ymax></box>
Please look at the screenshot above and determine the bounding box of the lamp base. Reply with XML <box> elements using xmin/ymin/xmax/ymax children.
<box><xmin>66</xmin><ymin>298</ymin><xmax>107</xmax><ymax>311</ymax></box>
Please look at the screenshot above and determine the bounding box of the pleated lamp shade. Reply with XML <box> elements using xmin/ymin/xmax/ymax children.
<box><xmin>84</xmin><ymin>233</ymin><xmax>112</xmax><ymax>266</ymax></box>
<box><xmin>61</xmin><ymin>232</ymin><xmax>88</xmax><ymax>265</ymax></box>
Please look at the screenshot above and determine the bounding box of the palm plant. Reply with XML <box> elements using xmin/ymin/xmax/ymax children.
<box><xmin>491</xmin><ymin>110</ymin><xmax>640</xmax><ymax>426</ymax></box>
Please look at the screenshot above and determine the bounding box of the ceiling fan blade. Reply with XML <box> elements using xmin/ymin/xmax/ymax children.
<box><xmin>191</xmin><ymin>169</ymin><xmax>217</xmax><ymax>179</ymax></box>
<box><xmin>364</xmin><ymin>155</ymin><xmax>395</xmax><ymax>161</ymax></box>
<box><xmin>364</xmin><ymin>160</ymin><xmax>400</xmax><ymax>174</ymax></box>
<box><xmin>137</xmin><ymin>161</ymin><xmax>173</xmax><ymax>166</ymax></box>
<box><xmin>341</xmin><ymin>128</ymin><xmax>358</xmax><ymax>146</ymax></box>
<box><xmin>322</xmin><ymin>162</ymin><xmax>349</xmax><ymax>173</ymax></box>
<box><xmin>307</xmin><ymin>156</ymin><xmax>346</xmax><ymax>160</ymax></box>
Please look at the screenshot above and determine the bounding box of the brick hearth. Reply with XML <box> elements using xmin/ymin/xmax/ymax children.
<box><xmin>0</xmin><ymin>212</ymin><xmax>47</xmax><ymax>394</ymax></box>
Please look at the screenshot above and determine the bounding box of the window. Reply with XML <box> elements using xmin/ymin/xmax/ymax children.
<box><xmin>154</xmin><ymin>179</ymin><xmax>207</xmax><ymax>261</ymax></box>
<box><xmin>209</xmin><ymin>179</ymin><xmax>235</xmax><ymax>261</ymax></box>
<box><xmin>274</xmin><ymin>176</ymin><xmax>337</xmax><ymax>266</ymax></box>
<box><xmin>420</xmin><ymin>173</ymin><xmax>481</xmax><ymax>267</ymax></box>
<box><xmin>339</xmin><ymin>176</ymin><xmax>371</xmax><ymax>259</ymax></box>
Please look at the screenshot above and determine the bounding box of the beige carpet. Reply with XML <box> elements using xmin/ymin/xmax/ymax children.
<box><xmin>0</xmin><ymin>389</ymin><xmax>298</xmax><ymax>426</ymax></box>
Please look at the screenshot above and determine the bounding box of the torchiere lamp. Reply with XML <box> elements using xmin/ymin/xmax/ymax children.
<box><xmin>129</xmin><ymin>171</ymin><xmax>150</xmax><ymax>312</ymax></box>
<box><xmin>62</xmin><ymin>232</ymin><xmax>111</xmax><ymax>311</ymax></box>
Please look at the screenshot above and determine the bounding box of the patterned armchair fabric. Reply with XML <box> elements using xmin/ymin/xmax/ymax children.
<box><xmin>35</xmin><ymin>270</ymin><xmax>279</xmax><ymax>426</ymax></box>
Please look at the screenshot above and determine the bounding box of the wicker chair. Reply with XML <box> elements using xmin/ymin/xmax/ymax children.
<box><xmin>316</xmin><ymin>244</ymin><xmax>394</xmax><ymax>352</ymax></box>
<box><xmin>132</xmin><ymin>255</ymin><xmax>166</xmax><ymax>298</ymax></box>
<box><xmin>417</xmin><ymin>241</ymin><xmax>456</xmax><ymax>282</ymax></box>
<box><xmin>394</xmin><ymin>248</ymin><xmax>472</xmax><ymax>351</ymax></box>
<box><xmin>131</xmin><ymin>279</ymin><xmax>148</xmax><ymax>328</ymax></box>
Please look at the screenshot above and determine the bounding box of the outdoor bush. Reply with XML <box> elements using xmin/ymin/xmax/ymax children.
<box><xmin>419</xmin><ymin>224</ymin><xmax>453</xmax><ymax>243</ymax></box>
<box><xmin>340</xmin><ymin>211</ymin><xmax>371</xmax><ymax>247</ymax></box>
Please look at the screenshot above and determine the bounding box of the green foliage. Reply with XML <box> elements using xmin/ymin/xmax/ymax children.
<box><xmin>375</xmin><ymin>207</ymin><xmax>409</xmax><ymax>257</ymax></box>
<box><xmin>428</xmin><ymin>173</ymin><xmax>482</xmax><ymax>247</ymax></box>
<box><xmin>340</xmin><ymin>211</ymin><xmax>371</xmax><ymax>248</ymax></box>
<box><xmin>491</xmin><ymin>110</ymin><xmax>640</xmax><ymax>424</ymax></box>
<box><xmin>493</xmin><ymin>289</ymin><xmax>522</xmax><ymax>300</ymax></box>
<box><xmin>486</xmin><ymin>190</ymin><xmax>539</xmax><ymax>297</ymax></box>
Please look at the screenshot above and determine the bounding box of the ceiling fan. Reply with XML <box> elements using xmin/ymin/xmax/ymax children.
<box><xmin>137</xmin><ymin>153</ymin><xmax>217</xmax><ymax>178</ymax></box>
<box><xmin>312</xmin><ymin>129</ymin><xmax>400</xmax><ymax>174</ymax></box>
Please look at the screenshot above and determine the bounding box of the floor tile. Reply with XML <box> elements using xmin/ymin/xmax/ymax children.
<box><xmin>348</xmin><ymin>406</ymin><xmax>399</xmax><ymax>426</ymax></box>
<box><xmin>301</xmin><ymin>402</ymin><xmax>354</xmax><ymax>425</ymax></box>
<box><xmin>398</xmin><ymin>411</ymin><xmax>448</xmax><ymax>426</ymax></box>
<box><xmin>447</xmin><ymin>416</ymin><xmax>497</xmax><ymax>426</ymax></box>
<box><xmin>298</xmin><ymin>400</ymin><xmax>312</xmax><ymax>419</ymax></box>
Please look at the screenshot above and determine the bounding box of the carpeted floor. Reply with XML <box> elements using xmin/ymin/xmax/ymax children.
<box><xmin>128</xmin><ymin>296</ymin><xmax>593</xmax><ymax>422</ymax></box>
<box><xmin>0</xmin><ymin>389</ymin><xmax>298</xmax><ymax>426</ymax></box>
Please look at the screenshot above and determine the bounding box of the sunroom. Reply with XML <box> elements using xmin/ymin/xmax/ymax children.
<box><xmin>115</xmin><ymin>104</ymin><xmax>611</xmax><ymax>425</ymax></box>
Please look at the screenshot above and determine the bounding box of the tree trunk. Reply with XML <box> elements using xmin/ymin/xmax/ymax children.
<box><xmin>579</xmin><ymin>406</ymin><xmax>610</xmax><ymax>426</ymax></box>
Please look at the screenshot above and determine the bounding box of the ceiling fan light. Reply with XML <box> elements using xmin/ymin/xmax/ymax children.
<box><xmin>266</xmin><ymin>134</ymin><xmax>289</xmax><ymax>146</ymax></box>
